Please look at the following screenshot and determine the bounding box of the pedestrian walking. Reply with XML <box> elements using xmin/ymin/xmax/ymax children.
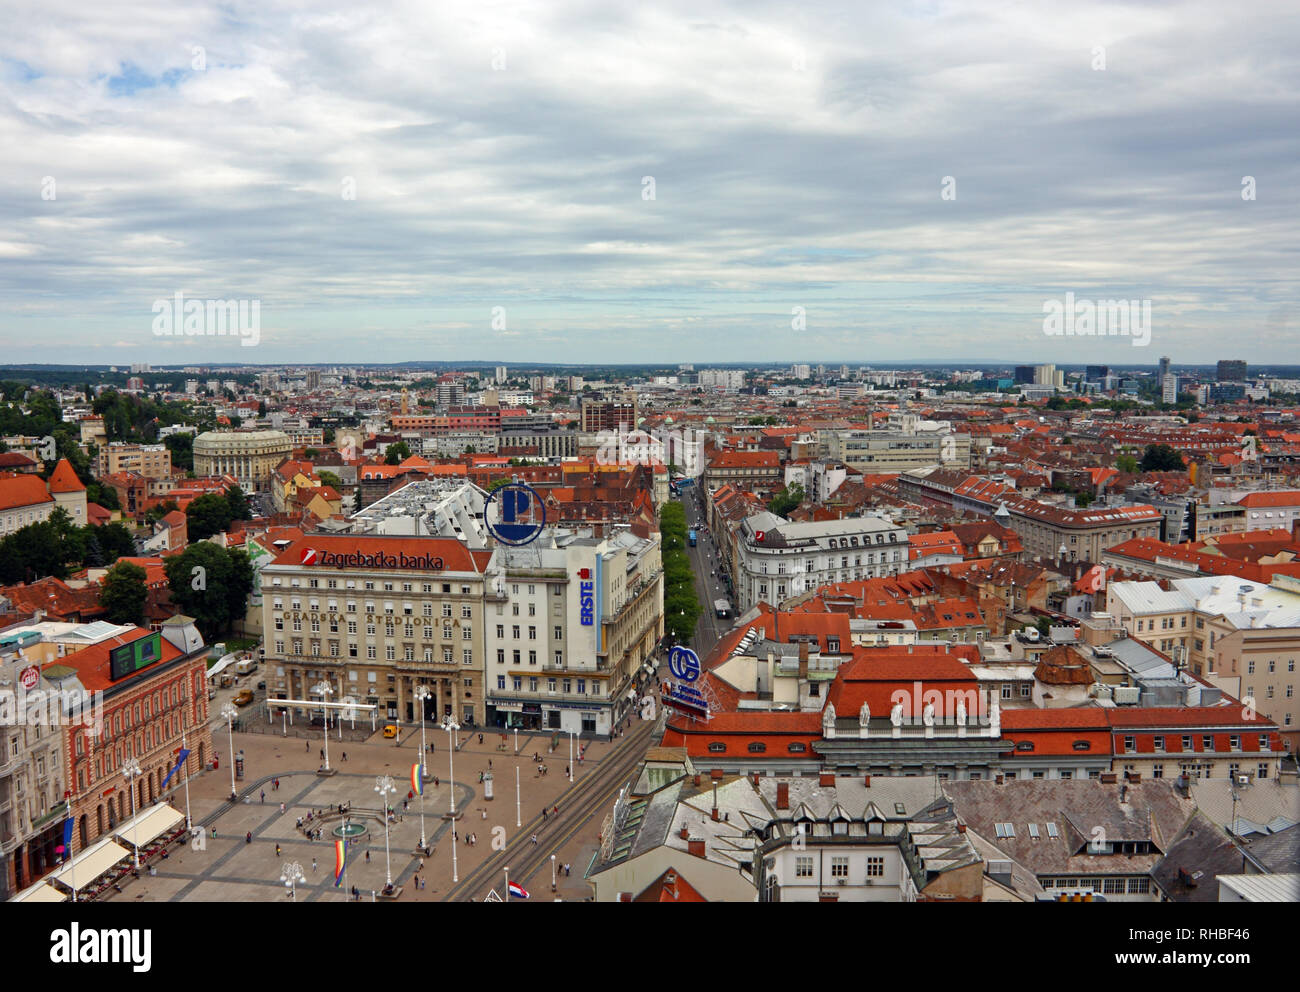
<box><xmin>565</xmin><ymin>863</ymin><xmax>571</xmax><ymax>877</ymax></box>
<box><xmin>542</xmin><ymin>806</ymin><xmax>547</xmax><ymax>820</ymax></box>
<box><xmin>342</xmin><ymin>752</ymin><xmax>347</xmax><ymax>761</ymax></box>
<box><xmin>531</xmin><ymin>833</ymin><xmax>538</xmax><ymax>845</ymax></box>
<box><xmin>320</xmin><ymin>748</ymin><xmax>324</xmax><ymax>759</ymax></box>
<box><xmin>311</xmin><ymin>858</ymin><xmax>317</xmax><ymax>873</ymax></box>
<box><xmin>260</xmin><ymin>789</ymin><xmax>265</xmax><ymax>804</ymax></box>
<box><xmin>365</xmin><ymin>850</ymin><xmax>371</xmax><ymax>863</ymax></box>
<box><xmin>280</xmin><ymin>802</ymin><xmax>286</xmax><ymax>814</ymax></box>
<box><xmin>306</xmin><ymin>741</ymin><xmax>310</xmax><ymax>752</ymax></box>
<box><xmin>275</xmin><ymin>843</ymin><xmax>281</xmax><ymax>856</ymax></box>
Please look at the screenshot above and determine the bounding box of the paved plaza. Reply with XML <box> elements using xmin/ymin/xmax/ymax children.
<box><xmin>103</xmin><ymin>718</ymin><xmax>647</xmax><ymax>903</ymax></box>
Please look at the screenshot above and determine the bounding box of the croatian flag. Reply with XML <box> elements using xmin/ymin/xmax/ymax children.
<box><xmin>334</xmin><ymin>839</ymin><xmax>347</xmax><ymax>887</ymax></box>
<box><xmin>508</xmin><ymin>881</ymin><xmax>530</xmax><ymax>899</ymax></box>
<box><xmin>411</xmin><ymin>763</ymin><xmax>424</xmax><ymax>797</ymax></box>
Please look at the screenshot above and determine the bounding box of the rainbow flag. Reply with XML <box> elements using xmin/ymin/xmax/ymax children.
<box><xmin>411</xmin><ymin>763</ymin><xmax>424</xmax><ymax>796</ymax></box>
<box><xmin>334</xmin><ymin>839</ymin><xmax>346</xmax><ymax>887</ymax></box>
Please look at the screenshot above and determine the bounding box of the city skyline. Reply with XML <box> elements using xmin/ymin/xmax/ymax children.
<box><xmin>2</xmin><ymin>0</ymin><xmax>1298</xmax><ymax>365</ymax></box>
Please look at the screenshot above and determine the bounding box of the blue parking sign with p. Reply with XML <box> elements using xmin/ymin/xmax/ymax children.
<box><xmin>486</xmin><ymin>482</ymin><xmax>546</xmax><ymax>546</ymax></box>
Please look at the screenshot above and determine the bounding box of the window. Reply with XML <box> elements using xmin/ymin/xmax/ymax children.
<box><xmin>747</xmin><ymin>742</ymin><xmax>767</xmax><ymax>753</ymax></box>
<box><xmin>787</xmin><ymin>742</ymin><xmax>806</xmax><ymax>753</ymax></box>
<box><xmin>1045</xmin><ymin>822</ymin><xmax>1059</xmax><ymax>838</ymax></box>
<box><xmin>795</xmin><ymin>857</ymin><xmax>814</xmax><ymax>878</ymax></box>
<box><xmin>707</xmin><ymin>742</ymin><xmax>726</xmax><ymax>753</ymax></box>
<box><xmin>994</xmin><ymin>822</ymin><xmax>1015</xmax><ymax>838</ymax></box>
<box><xmin>1103</xmin><ymin>878</ymin><xmax>1125</xmax><ymax>894</ymax></box>
<box><xmin>1123</xmin><ymin>736</ymin><xmax>1135</xmax><ymax>753</ymax></box>
<box><xmin>1153</xmin><ymin>736</ymin><xmax>1165</xmax><ymax>751</ymax></box>
<box><xmin>830</xmin><ymin>857</ymin><xmax>849</xmax><ymax>878</ymax></box>
<box><xmin>865</xmin><ymin>856</ymin><xmax>884</xmax><ymax>878</ymax></box>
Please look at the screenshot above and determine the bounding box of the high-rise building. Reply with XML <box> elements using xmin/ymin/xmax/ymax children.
<box><xmin>580</xmin><ymin>396</ymin><xmax>638</xmax><ymax>433</ymax></box>
<box><xmin>1084</xmin><ymin>364</ymin><xmax>1110</xmax><ymax>383</ymax></box>
<box><xmin>1162</xmin><ymin>374</ymin><xmax>1178</xmax><ymax>404</ymax></box>
<box><xmin>305</xmin><ymin>369</ymin><xmax>321</xmax><ymax>390</ymax></box>
<box><xmin>1014</xmin><ymin>365</ymin><xmax>1036</xmax><ymax>384</ymax></box>
<box><xmin>1217</xmin><ymin>360</ymin><xmax>1247</xmax><ymax>382</ymax></box>
<box><xmin>1034</xmin><ymin>363</ymin><xmax>1056</xmax><ymax>387</ymax></box>
<box><xmin>1158</xmin><ymin>356</ymin><xmax>1171</xmax><ymax>381</ymax></box>
<box><xmin>495</xmin><ymin>365</ymin><xmax>508</xmax><ymax>384</ymax></box>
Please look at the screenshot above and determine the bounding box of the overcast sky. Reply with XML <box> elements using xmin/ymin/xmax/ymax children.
<box><xmin>1</xmin><ymin>0</ymin><xmax>1297</xmax><ymax>368</ymax></box>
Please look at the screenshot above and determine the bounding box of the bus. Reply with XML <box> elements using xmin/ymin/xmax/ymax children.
<box><xmin>714</xmin><ymin>598</ymin><xmax>731</xmax><ymax>619</ymax></box>
<box><xmin>688</xmin><ymin>530</ymin><xmax>697</xmax><ymax>547</ymax></box>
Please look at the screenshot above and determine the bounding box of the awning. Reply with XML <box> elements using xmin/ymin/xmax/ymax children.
<box><xmin>113</xmin><ymin>804</ymin><xmax>185</xmax><ymax>849</ymax></box>
<box><xmin>48</xmin><ymin>837</ymin><xmax>132</xmax><ymax>891</ymax></box>
<box><xmin>9</xmin><ymin>880</ymin><xmax>69</xmax><ymax>903</ymax></box>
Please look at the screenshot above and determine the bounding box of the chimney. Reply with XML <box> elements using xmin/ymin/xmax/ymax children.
<box><xmin>693</xmin><ymin>774</ymin><xmax>701</xmax><ymax>787</ymax></box>
<box><xmin>680</xmin><ymin>827</ymin><xmax>689</xmax><ymax>840</ymax></box>
<box><xmin>819</xmin><ymin>771</ymin><xmax>835</xmax><ymax>788</ymax></box>
<box><xmin>687</xmin><ymin>838</ymin><xmax>706</xmax><ymax>859</ymax></box>
<box><xmin>995</xmin><ymin>774</ymin><xmax>1004</xmax><ymax>785</ymax></box>
<box><xmin>864</xmin><ymin>774</ymin><xmax>871</xmax><ymax>787</ymax></box>
<box><xmin>776</xmin><ymin>782</ymin><xmax>789</xmax><ymax>810</ymax></box>
<box><xmin>751</xmin><ymin>772</ymin><xmax>760</xmax><ymax>788</ymax></box>
<box><xmin>711</xmin><ymin>780</ymin><xmax>719</xmax><ymax>821</ymax></box>
<box><xmin>956</xmin><ymin>823</ymin><xmax>966</xmax><ymax>833</ymax></box>
<box><xmin>710</xmin><ymin>768</ymin><xmax>724</xmax><ymax>780</ymax></box>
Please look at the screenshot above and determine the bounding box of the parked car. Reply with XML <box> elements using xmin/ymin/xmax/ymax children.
<box><xmin>234</xmin><ymin>689</ymin><xmax>255</xmax><ymax>707</ymax></box>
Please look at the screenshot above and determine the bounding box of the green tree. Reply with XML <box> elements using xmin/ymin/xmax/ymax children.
<box><xmin>225</xmin><ymin>484</ymin><xmax>252</xmax><ymax>522</ymax></box>
<box><xmin>163</xmin><ymin>432</ymin><xmax>194</xmax><ymax>471</ymax></box>
<box><xmin>164</xmin><ymin>544</ymin><xmax>255</xmax><ymax>641</ymax></box>
<box><xmin>83</xmin><ymin>532</ymin><xmax>106</xmax><ymax>568</ymax></box>
<box><xmin>93</xmin><ymin>521</ymin><xmax>137</xmax><ymax>560</ymax></box>
<box><xmin>303</xmin><ymin>448</ymin><xmax>320</xmax><ymax>460</ymax></box>
<box><xmin>768</xmin><ymin>483</ymin><xmax>805</xmax><ymax>517</ymax></box>
<box><xmin>100</xmin><ymin>561</ymin><xmax>148</xmax><ymax>626</ymax></box>
<box><xmin>1139</xmin><ymin>443</ymin><xmax>1186</xmax><ymax>473</ymax></box>
<box><xmin>86</xmin><ymin>481</ymin><xmax>121</xmax><ymax>511</ymax></box>
<box><xmin>1116</xmin><ymin>454</ymin><xmax>1139</xmax><ymax>474</ymax></box>
<box><xmin>317</xmin><ymin>470</ymin><xmax>342</xmax><ymax>491</ymax></box>
<box><xmin>186</xmin><ymin>493</ymin><xmax>234</xmax><ymax>541</ymax></box>
<box><xmin>384</xmin><ymin>441</ymin><xmax>412</xmax><ymax>465</ymax></box>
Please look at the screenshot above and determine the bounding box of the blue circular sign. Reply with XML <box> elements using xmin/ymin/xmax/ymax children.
<box><xmin>485</xmin><ymin>482</ymin><xmax>546</xmax><ymax>547</ymax></box>
<box><xmin>668</xmin><ymin>646</ymin><xmax>701</xmax><ymax>683</ymax></box>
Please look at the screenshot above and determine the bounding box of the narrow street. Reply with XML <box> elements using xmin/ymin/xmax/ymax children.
<box><xmin>676</xmin><ymin>489</ymin><xmax>733</xmax><ymax>659</ymax></box>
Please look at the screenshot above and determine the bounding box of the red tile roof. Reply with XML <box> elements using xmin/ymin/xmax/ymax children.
<box><xmin>59</xmin><ymin>628</ymin><xmax>186</xmax><ymax>692</ymax></box>
<box><xmin>0</xmin><ymin>474</ymin><xmax>53</xmax><ymax>512</ymax></box>
<box><xmin>47</xmin><ymin>458</ymin><xmax>86</xmax><ymax>494</ymax></box>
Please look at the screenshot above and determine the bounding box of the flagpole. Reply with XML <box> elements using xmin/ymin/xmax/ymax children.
<box><xmin>66</xmin><ymin>801</ymin><xmax>76</xmax><ymax>904</ymax></box>
<box><xmin>181</xmin><ymin>724</ymin><xmax>193</xmax><ymax>833</ymax></box>
<box><xmin>504</xmin><ymin>866</ymin><xmax>509</xmax><ymax>903</ymax></box>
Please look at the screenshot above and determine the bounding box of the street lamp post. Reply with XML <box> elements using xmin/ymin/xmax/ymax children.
<box><xmin>568</xmin><ymin>730</ymin><xmax>574</xmax><ymax>783</ymax></box>
<box><xmin>280</xmin><ymin>860</ymin><xmax>305</xmax><ymax>901</ymax></box>
<box><xmin>375</xmin><ymin>775</ymin><xmax>396</xmax><ymax>890</ymax></box>
<box><xmin>551</xmin><ymin>854</ymin><xmax>556</xmax><ymax>892</ymax></box>
<box><xmin>440</xmin><ymin>715</ymin><xmax>460</xmax><ymax>884</ymax></box>
<box><xmin>220</xmin><ymin>703</ymin><xmax>238</xmax><ymax>800</ymax></box>
<box><xmin>313</xmin><ymin>681</ymin><xmax>333</xmax><ymax>771</ymax></box>
<box><xmin>515</xmin><ymin>764</ymin><xmax>521</xmax><ymax>829</ymax></box>
<box><xmin>414</xmin><ymin>685</ymin><xmax>432</xmax><ymax>852</ymax></box>
<box><xmin>121</xmin><ymin>758</ymin><xmax>142</xmax><ymax>869</ymax></box>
